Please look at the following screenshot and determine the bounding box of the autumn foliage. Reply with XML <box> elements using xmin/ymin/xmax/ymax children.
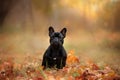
<box><xmin>0</xmin><ymin>50</ymin><xmax>120</xmax><ymax>80</ymax></box>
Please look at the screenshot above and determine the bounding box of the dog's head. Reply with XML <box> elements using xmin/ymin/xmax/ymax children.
<box><xmin>48</xmin><ymin>26</ymin><xmax>67</xmax><ymax>47</ymax></box>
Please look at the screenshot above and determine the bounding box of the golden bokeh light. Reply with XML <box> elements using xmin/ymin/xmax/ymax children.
<box><xmin>60</xmin><ymin>0</ymin><xmax>111</xmax><ymax>20</ymax></box>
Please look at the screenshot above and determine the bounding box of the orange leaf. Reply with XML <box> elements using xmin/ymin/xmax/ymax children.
<box><xmin>67</xmin><ymin>50</ymin><xmax>79</xmax><ymax>65</ymax></box>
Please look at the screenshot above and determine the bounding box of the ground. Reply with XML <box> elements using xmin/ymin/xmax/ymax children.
<box><xmin>0</xmin><ymin>50</ymin><xmax>120</xmax><ymax>80</ymax></box>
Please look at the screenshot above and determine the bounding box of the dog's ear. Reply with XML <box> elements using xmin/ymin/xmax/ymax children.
<box><xmin>60</xmin><ymin>28</ymin><xmax>67</xmax><ymax>38</ymax></box>
<box><xmin>49</xmin><ymin>26</ymin><xmax>54</xmax><ymax>36</ymax></box>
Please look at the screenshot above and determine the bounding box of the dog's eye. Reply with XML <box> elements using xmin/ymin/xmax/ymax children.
<box><xmin>51</xmin><ymin>36</ymin><xmax>54</xmax><ymax>39</ymax></box>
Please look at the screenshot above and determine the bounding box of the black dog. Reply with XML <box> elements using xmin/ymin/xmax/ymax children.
<box><xmin>42</xmin><ymin>26</ymin><xmax>67</xmax><ymax>69</ymax></box>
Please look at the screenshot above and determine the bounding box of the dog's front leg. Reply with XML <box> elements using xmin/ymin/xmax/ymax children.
<box><xmin>62</xmin><ymin>56</ymin><xmax>67</xmax><ymax>67</ymax></box>
<box><xmin>42</xmin><ymin>47</ymin><xmax>52</xmax><ymax>68</ymax></box>
<box><xmin>42</xmin><ymin>56</ymin><xmax>47</xmax><ymax>68</ymax></box>
<box><xmin>42</xmin><ymin>58</ymin><xmax>52</xmax><ymax>69</ymax></box>
<box><xmin>56</xmin><ymin>56</ymin><xmax>66</xmax><ymax>69</ymax></box>
<box><xmin>60</xmin><ymin>49</ymin><xmax>67</xmax><ymax>68</ymax></box>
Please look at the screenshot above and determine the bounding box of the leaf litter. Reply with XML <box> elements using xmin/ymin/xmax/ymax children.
<box><xmin>0</xmin><ymin>50</ymin><xmax>120</xmax><ymax>80</ymax></box>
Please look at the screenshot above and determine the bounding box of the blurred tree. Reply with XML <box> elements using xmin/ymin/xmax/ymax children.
<box><xmin>0</xmin><ymin>0</ymin><xmax>33</xmax><ymax>32</ymax></box>
<box><xmin>97</xmin><ymin>1</ymin><xmax>120</xmax><ymax>51</ymax></box>
<box><xmin>97</xmin><ymin>1</ymin><xmax>120</xmax><ymax>32</ymax></box>
<box><xmin>0</xmin><ymin>0</ymin><xmax>14</xmax><ymax>26</ymax></box>
<box><xmin>32</xmin><ymin>0</ymin><xmax>52</xmax><ymax>16</ymax></box>
<box><xmin>113</xmin><ymin>2</ymin><xmax>120</xmax><ymax>32</ymax></box>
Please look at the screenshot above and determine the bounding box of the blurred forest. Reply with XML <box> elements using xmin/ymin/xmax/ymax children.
<box><xmin>0</xmin><ymin>0</ymin><xmax>120</xmax><ymax>72</ymax></box>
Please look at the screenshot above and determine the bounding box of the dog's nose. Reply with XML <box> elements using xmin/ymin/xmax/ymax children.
<box><xmin>54</xmin><ymin>38</ymin><xmax>59</xmax><ymax>42</ymax></box>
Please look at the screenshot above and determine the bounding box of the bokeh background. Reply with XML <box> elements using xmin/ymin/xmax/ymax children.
<box><xmin>0</xmin><ymin>0</ymin><xmax>120</xmax><ymax>73</ymax></box>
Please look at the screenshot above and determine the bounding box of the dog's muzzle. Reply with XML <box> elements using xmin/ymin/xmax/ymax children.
<box><xmin>52</xmin><ymin>38</ymin><xmax>60</xmax><ymax>45</ymax></box>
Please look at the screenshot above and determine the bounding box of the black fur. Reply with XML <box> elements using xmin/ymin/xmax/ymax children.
<box><xmin>42</xmin><ymin>26</ymin><xmax>67</xmax><ymax>69</ymax></box>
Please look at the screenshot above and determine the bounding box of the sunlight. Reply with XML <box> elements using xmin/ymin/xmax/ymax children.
<box><xmin>61</xmin><ymin>0</ymin><xmax>111</xmax><ymax>20</ymax></box>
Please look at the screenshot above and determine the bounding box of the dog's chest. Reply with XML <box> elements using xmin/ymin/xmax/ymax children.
<box><xmin>51</xmin><ymin>52</ymin><xmax>59</xmax><ymax>57</ymax></box>
<box><xmin>50</xmin><ymin>52</ymin><xmax>61</xmax><ymax>60</ymax></box>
